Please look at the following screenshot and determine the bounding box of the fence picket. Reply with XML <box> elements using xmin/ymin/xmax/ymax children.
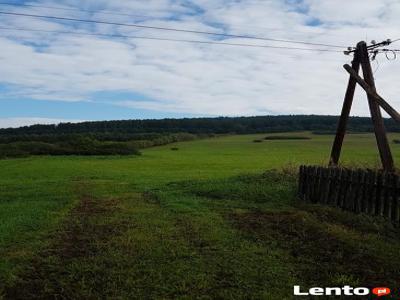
<box><xmin>322</xmin><ymin>168</ymin><xmax>331</xmax><ymax>204</ymax></box>
<box><xmin>298</xmin><ymin>165</ymin><xmax>400</xmax><ymax>225</ymax></box>
<box><xmin>383</xmin><ymin>173</ymin><xmax>391</xmax><ymax>219</ymax></box>
<box><xmin>353</xmin><ymin>170</ymin><xmax>362</xmax><ymax>213</ymax></box>
<box><xmin>368</xmin><ymin>171</ymin><xmax>377</xmax><ymax>214</ymax></box>
<box><xmin>360</xmin><ymin>170</ymin><xmax>368</xmax><ymax>213</ymax></box>
<box><xmin>391</xmin><ymin>175</ymin><xmax>399</xmax><ymax>223</ymax></box>
<box><xmin>375</xmin><ymin>173</ymin><xmax>383</xmax><ymax>216</ymax></box>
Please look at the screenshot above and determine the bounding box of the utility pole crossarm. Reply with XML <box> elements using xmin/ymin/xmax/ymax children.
<box><xmin>344</xmin><ymin>64</ymin><xmax>400</xmax><ymax>123</ymax></box>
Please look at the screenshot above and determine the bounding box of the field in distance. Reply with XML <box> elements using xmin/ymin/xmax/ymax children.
<box><xmin>1</xmin><ymin>132</ymin><xmax>400</xmax><ymax>298</ymax></box>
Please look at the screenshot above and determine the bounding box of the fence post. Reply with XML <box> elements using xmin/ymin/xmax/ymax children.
<box><xmin>296</xmin><ymin>166</ymin><xmax>399</xmax><ymax>225</ymax></box>
<box><xmin>348</xmin><ymin>169</ymin><xmax>356</xmax><ymax>211</ymax></box>
<box><xmin>322</xmin><ymin>167</ymin><xmax>331</xmax><ymax>204</ymax></box>
<box><xmin>335</xmin><ymin>168</ymin><xmax>343</xmax><ymax>207</ymax></box>
<box><xmin>340</xmin><ymin>169</ymin><xmax>351</xmax><ymax>209</ymax></box>
<box><xmin>367</xmin><ymin>171</ymin><xmax>377</xmax><ymax>214</ymax></box>
<box><xmin>353</xmin><ymin>170</ymin><xmax>362</xmax><ymax>213</ymax></box>
<box><xmin>310</xmin><ymin>167</ymin><xmax>318</xmax><ymax>203</ymax></box>
<box><xmin>316</xmin><ymin>167</ymin><xmax>323</xmax><ymax>203</ymax></box>
<box><xmin>391</xmin><ymin>174</ymin><xmax>399</xmax><ymax>224</ymax></box>
<box><xmin>298</xmin><ymin>166</ymin><xmax>304</xmax><ymax>199</ymax></box>
<box><xmin>383</xmin><ymin>172</ymin><xmax>391</xmax><ymax>219</ymax></box>
<box><xmin>360</xmin><ymin>170</ymin><xmax>368</xmax><ymax>213</ymax></box>
<box><xmin>307</xmin><ymin>166</ymin><xmax>313</xmax><ymax>202</ymax></box>
<box><xmin>375</xmin><ymin>172</ymin><xmax>383</xmax><ymax>216</ymax></box>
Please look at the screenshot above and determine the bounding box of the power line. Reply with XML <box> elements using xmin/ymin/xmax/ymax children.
<box><xmin>0</xmin><ymin>1</ymin><xmax>149</xmax><ymax>19</ymax></box>
<box><xmin>0</xmin><ymin>26</ymin><xmax>342</xmax><ymax>52</ymax></box>
<box><xmin>0</xmin><ymin>1</ymin><xmax>344</xmax><ymax>39</ymax></box>
<box><xmin>0</xmin><ymin>11</ymin><xmax>346</xmax><ymax>49</ymax></box>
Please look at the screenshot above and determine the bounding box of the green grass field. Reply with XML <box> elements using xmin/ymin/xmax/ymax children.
<box><xmin>1</xmin><ymin>132</ymin><xmax>400</xmax><ymax>299</ymax></box>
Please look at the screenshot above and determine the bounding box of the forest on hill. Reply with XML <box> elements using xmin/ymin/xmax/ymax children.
<box><xmin>1</xmin><ymin>115</ymin><xmax>398</xmax><ymax>138</ymax></box>
<box><xmin>0</xmin><ymin>115</ymin><xmax>397</xmax><ymax>158</ymax></box>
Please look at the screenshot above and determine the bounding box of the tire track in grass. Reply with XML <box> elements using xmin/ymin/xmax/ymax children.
<box><xmin>145</xmin><ymin>190</ymin><xmax>298</xmax><ymax>299</ymax></box>
<box><xmin>4</xmin><ymin>182</ymin><xmax>127</xmax><ymax>299</ymax></box>
<box><xmin>4</xmin><ymin>179</ymin><xmax>301</xmax><ymax>299</ymax></box>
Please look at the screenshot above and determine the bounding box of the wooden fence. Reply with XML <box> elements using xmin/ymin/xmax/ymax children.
<box><xmin>298</xmin><ymin>165</ymin><xmax>400</xmax><ymax>224</ymax></box>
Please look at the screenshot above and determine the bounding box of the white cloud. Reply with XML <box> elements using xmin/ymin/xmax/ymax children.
<box><xmin>0</xmin><ymin>0</ymin><xmax>400</xmax><ymax>121</ymax></box>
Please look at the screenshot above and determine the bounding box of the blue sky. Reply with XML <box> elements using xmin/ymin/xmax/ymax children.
<box><xmin>0</xmin><ymin>0</ymin><xmax>399</xmax><ymax>127</ymax></box>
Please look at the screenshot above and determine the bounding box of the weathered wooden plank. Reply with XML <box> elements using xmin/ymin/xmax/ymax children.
<box><xmin>375</xmin><ymin>172</ymin><xmax>383</xmax><ymax>216</ymax></box>
<box><xmin>368</xmin><ymin>171</ymin><xmax>377</xmax><ymax>214</ymax></box>
<box><xmin>382</xmin><ymin>172</ymin><xmax>391</xmax><ymax>218</ymax></box>
<box><xmin>346</xmin><ymin>170</ymin><xmax>355</xmax><ymax>211</ymax></box>
<box><xmin>305</xmin><ymin>166</ymin><xmax>312</xmax><ymax>202</ymax></box>
<box><xmin>330</xmin><ymin>55</ymin><xmax>361</xmax><ymax>166</ymax></box>
<box><xmin>298</xmin><ymin>166</ymin><xmax>304</xmax><ymax>199</ymax></box>
<box><xmin>316</xmin><ymin>167</ymin><xmax>323</xmax><ymax>203</ymax></box>
<box><xmin>327</xmin><ymin>168</ymin><xmax>334</xmax><ymax>205</ymax></box>
<box><xmin>323</xmin><ymin>167</ymin><xmax>332</xmax><ymax>204</ymax></box>
<box><xmin>353</xmin><ymin>170</ymin><xmax>363</xmax><ymax>213</ymax></box>
<box><xmin>340</xmin><ymin>169</ymin><xmax>350</xmax><ymax>209</ymax></box>
<box><xmin>359</xmin><ymin>170</ymin><xmax>368</xmax><ymax>213</ymax></box>
<box><xmin>391</xmin><ymin>175</ymin><xmax>400</xmax><ymax>223</ymax></box>
<box><xmin>334</xmin><ymin>168</ymin><xmax>343</xmax><ymax>206</ymax></box>
<box><xmin>297</xmin><ymin>165</ymin><xmax>400</xmax><ymax>224</ymax></box>
<box><xmin>311</xmin><ymin>166</ymin><xmax>318</xmax><ymax>203</ymax></box>
<box><xmin>358</xmin><ymin>41</ymin><xmax>394</xmax><ymax>171</ymax></box>
<box><xmin>344</xmin><ymin>64</ymin><xmax>400</xmax><ymax>124</ymax></box>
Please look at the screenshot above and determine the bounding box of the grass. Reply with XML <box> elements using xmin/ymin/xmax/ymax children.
<box><xmin>1</xmin><ymin>132</ymin><xmax>400</xmax><ymax>298</ymax></box>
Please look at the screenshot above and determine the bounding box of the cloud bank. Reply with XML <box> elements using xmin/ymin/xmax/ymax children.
<box><xmin>0</xmin><ymin>0</ymin><xmax>399</xmax><ymax>127</ymax></box>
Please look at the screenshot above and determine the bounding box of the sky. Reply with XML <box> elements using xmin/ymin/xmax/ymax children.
<box><xmin>0</xmin><ymin>0</ymin><xmax>400</xmax><ymax>128</ymax></box>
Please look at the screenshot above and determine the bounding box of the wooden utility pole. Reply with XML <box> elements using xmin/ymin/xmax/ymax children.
<box><xmin>329</xmin><ymin>52</ymin><xmax>360</xmax><ymax>166</ymax></box>
<box><xmin>358</xmin><ymin>41</ymin><xmax>394</xmax><ymax>171</ymax></box>
<box><xmin>330</xmin><ymin>40</ymin><xmax>397</xmax><ymax>171</ymax></box>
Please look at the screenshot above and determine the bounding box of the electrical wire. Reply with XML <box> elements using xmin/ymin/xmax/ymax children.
<box><xmin>0</xmin><ymin>26</ymin><xmax>342</xmax><ymax>52</ymax></box>
<box><xmin>0</xmin><ymin>11</ymin><xmax>347</xmax><ymax>49</ymax></box>
<box><xmin>0</xmin><ymin>1</ymin><xmax>346</xmax><ymax>38</ymax></box>
<box><xmin>0</xmin><ymin>1</ymin><xmax>149</xmax><ymax>19</ymax></box>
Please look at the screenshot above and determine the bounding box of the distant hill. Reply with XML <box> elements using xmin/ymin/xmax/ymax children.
<box><xmin>0</xmin><ymin>115</ymin><xmax>398</xmax><ymax>137</ymax></box>
<box><xmin>0</xmin><ymin>115</ymin><xmax>398</xmax><ymax>159</ymax></box>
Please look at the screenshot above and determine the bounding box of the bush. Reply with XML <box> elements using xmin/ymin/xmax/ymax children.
<box><xmin>0</xmin><ymin>138</ymin><xmax>141</xmax><ymax>159</ymax></box>
<box><xmin>312</xmin><ymin>131</ymin><xmax>336</xmax><ymax>135</ymax></box>
<box><xmin>0</xmin><ymin>132</ymin><xmax>205</xmax><ymax>159</ymax></box>
<box><xmin>264</xmin><ymin>136</ymin><xmax>311</xmax><ymax>140</ymax></box>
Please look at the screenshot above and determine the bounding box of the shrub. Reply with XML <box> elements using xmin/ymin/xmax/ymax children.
<box><xmin>264</xmin><ymin>136</ymin><xmax>311</xmax><ymax>140</ymax></box>
<box><xmin>0</xmin><ymin>138</ymin><xmax>141</xmax><ymax>159</ymax></box>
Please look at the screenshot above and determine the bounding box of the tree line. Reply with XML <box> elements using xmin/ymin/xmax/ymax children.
<box><xmin>0</xmin><ymin>133</ymin><xmax>199</xmax><ymax>159</ymax></box>
<box><xmin>1</xmin><ymin>115</ymin><xmax>397</xmax><ymax>137</ymax></box>
<box><xmin>0</xmin><ymin>115</ymin><xmax>398</xmax><ymax>158</ymax></box>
